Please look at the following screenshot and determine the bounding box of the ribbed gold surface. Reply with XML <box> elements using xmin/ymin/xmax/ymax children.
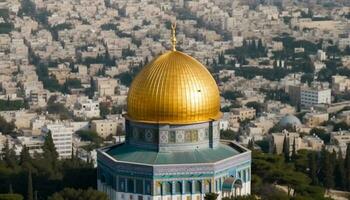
<box><xmin>126</xmin><ymin>51</ymin><xmax>221</xmax><ymax>124</ymax></box>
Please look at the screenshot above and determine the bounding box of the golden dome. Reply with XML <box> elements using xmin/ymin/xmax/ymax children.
<box><xmin>126</xmin><ymin>50</ymin><xmax>222</xmax><ymax>124</ymax></box>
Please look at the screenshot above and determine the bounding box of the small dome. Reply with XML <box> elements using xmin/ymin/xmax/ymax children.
<box><xmin>126</xmin><ymin>50</ymin><xmax>221</xmax><ymax>124</ymax></box>
<box><xmin>278</xmin><ymin>114</ymin><xmax>301</xmax><ymax>128</ymax></box>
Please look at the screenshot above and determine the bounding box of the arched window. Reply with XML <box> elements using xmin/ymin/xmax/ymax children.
<box><xmin>185</xmin><ymin>181</ymin><xmax>192</xmax><ymax>194</ymax></box>
<box><xmin>156</xmin><ymin>182</ymin><xmax>162</xmax><ymax>195</ymax></box>
<box><xmin>174</xmin><ymin>181</ymin><xmax>182</xmax><ymax>194</ymax></box>
<box><xmin>136</xmin><ymin>179</ymin><xmax>143</xmax><ymax>194</ymax></box>
<box><xmin>145</xmin><ymin>180</ymin><xmax>152</xmax><ymax>195</ymax></box>
<box><xmin>163</xmin><ymin>182</ymin><xmax>172</xmax><ymax>195</ymax></box>
<box><xmin>204</xmin><ymin>180</ymin><xmax>210</xmax><ymax>193</ymax></box>
<box><xmin>194</xmin><ymin>181</ymin><xmax>201</xmax><ymax>193</ymax></box>
<box><xmin>127</xmin><ymin>178</ymin><xmax>134</xmax><ymax>193</ymax></box>
<box><xmin>119</xmin><ymin>178</ymin><xmax>126</xmax><ymax>192</ymax></box>
<box><xmin>243</xmin><ymin>170</ymin><xmax>247</xmax><ymax>182</ymax></box>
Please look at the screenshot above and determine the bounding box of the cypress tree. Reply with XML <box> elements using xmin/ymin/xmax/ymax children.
<box><xmin>248</xmin><ymin>139</ymin><xmax>254</xmax><ymax>150</ymax></box>
<box><xmin>291</xmin><ymin>137</ymin><xmax>297</xmax><ymax>161</ymax></box>
<box><xmin>43</xmin><ymin>131</ymin><xmax>59</xmax><ymax>161</ymax></box>
<box><xmin>331</xmin><ymin>150</ymin><xmax>337</xmax><ymax>171</ymax></box>
<box><xmin>282</xmin><ymin>135</ymin><xmax>290</xmax><ymax>162</ymax></box>
<box><xmin>334</xmin><ymin>150</ymin><xmax>346</xmax><ymax>190</ymax></box>
<box><xmin>321</xmin><ymin>148</ymin><xmax>334</xmax><ymax>189</ymax></box>
<box><xmin>258</xmin><ymin>39</ymin><xmax>263</xmax><ymax>51</ymax></box>
<box><xmin>243</xmin><ymin>39</ymin><xmax>247</xmax><ymax>48</ymax></box>
<box><xmin>9</xmin><ymin>183</ymin><xmax>13</xmax><ymax>194</ymax></box>
<box><xmin>43</xmin><ymin>131</ymin><xmax>59</xmax><ymax>176</ymax></box>
<box><xmin>272</xmin><ymin>144</ymin><xmax>277</xmax><ymax>155</ymax></box>
<box><xmin>308</xmin><ymin>152</ymin><xmax>318</xmax><ymax>185</ymax></box>
<box><xmin>20</xmin><ymin>145</ymin><xmax>31</xmax><ymax>169</ymax></box>
<box><xmin>345</xmin><ymin>144</ymin><xmax>350</xmax><ymax>191</ymax></box>
<box><xmin>89</xmin><ymin>77</ymin><xmax>94</xmax><ymax>99</ymax></box>
<box><xmin>251</xmin><ymin>39</ymin><xmax>257</xmax><ymax>51</ymax></box>
<box><xmin>2</xmin><ymin>139</ymin><xmax>17</xmax><ymax>168</ymax></box>
<box><xmin>145</xmin><ymin>56</ymin><xmax>149</xmax><ymax>65</ymax></box>
<box><xmin>27</xmin><ymin>169</ymin><xmax>33</xmax><ymax>200</ymax></box>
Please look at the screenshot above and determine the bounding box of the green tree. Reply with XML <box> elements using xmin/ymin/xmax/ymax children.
<box><xmin>0</xmin><ymin>117</ymin><xmax>15</xmax><ymax>135</ymax></box>
<box><xmin>218</xmin><ymin>52</ymin><xmax>225</xmax><ymax>65</ymax></box>
<box><xmin>291</xmin><ymin>138</ymin><xmax>297</xmax><ymax>161</ymax></box>
<box><xmin>75</xmin><ymin>130</ymin><xmax>103</xmax><ymax>146</ymax></box>
<box><xmin>220</xmin><ymin>130</ymin><xmax>239</xmax><ymax>141</ymax></box>
<box><xmin>333</xmin><ymin>122</ymin><xmax>350</xmax><ymax>131</ymax></box>
<box><xmin>204</xmin><ymin>193</ymin><xmax>219</xmax><ymax>200</ymax></box>
<box><xmin>99</xmin><ymin>102</ymin><xmax>110</xmax><ymax>118</ymax></box>
<box><xmin>62</xmin><ymin>79</ymin><xmax>82</xmax><ymax>94</ymax></box>
<box><xmin>115</xmin><ymin>72</ymin><xmax>133</xmax><ymax>86</ymax></box>
<box><xmin>19</xmin><ymin>146</ymin><xmax>31</xmax><ymax>170</ymax></box>
<box><xmin>48</xmin><ymin>188</ymin><xmax>108</xmax><ymax>200</ymax></box>
<box><xmin>222</xmin><ymin>91</ymin><xmax>242</xmax><ymax>101</ymax></box>
<box><xmin>346</xmin><ymin>143</ymin><xmax>350</xmax><ymax>191</ymax></box>
<box><xmin>247</xmin><ymin>139</ymin><xmax>254</xmax><ymax>150</ymax></box>
<box><xmin>310</xmin><ymin>128</ymin><xmax>330</xmax><ymax>144</ymax></box>
<box><xmin>283</xmin><ymin>135</ymin><xmax>290</xmax><ymax>162</ymax></box>
<box><xmin>308</xmin><ymin>152</ymin><xmax>318</xmax><ymax>185</ymax></box>
<box><xmin>245</xmin><ymin>101</ymin><xmax>263</xmax><ymax>114</ymax></box>
<box><xmin>320</xmin><ymin>148</ymin><xmax>334</xmax><ymax>189</ymax></box>
<box><xmin>42</xmin><ymin>132</ymin><xmax>59</xmax><ymax>177</ymax></box>
<box><xmin>0</xmin><ymin>194</ymin><xmax>23</xmax><ymax>200</ymax></box>
<box><xmin>27</xmin><ymin>170</ymin><xmax>33</xmax><ymax>200</ymax></box>
<box><xmin>272</xmin><ymin>144</ymin><xmax>277</xmax><ymax>155</ymax></box>
<box><xmin>0</xmin><ymin>99</ymin><xmax>25</xmax><ymax>111</ymax></box>
<box><xmin>2</xmin><ymin>140</ymin><xmax>17</xmax><ymax>168</ymax></box>
<box><xmin>334</xmin><ymin>150</ymin><xmax>346</xmax><ymax>190</ymax></box>
<box><xmin>47</xmin><ymin>103</ymin><xmax>71</xmax><ymax>120</ymax></box>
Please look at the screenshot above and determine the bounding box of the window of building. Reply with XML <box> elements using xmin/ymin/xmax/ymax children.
<box><xmin>145</xmin><ymin>180</ymin><xmax>151</xmax><ymax>195</ymax></box>
<box><xmin>185</xmin><ymin>181</ymin><xmax>192</xmax><ymax>194</ymax></box>
<box><xmin>133</xmin><ymin>128</ymin><xmax>139</xmax><ymax>141</ymax></box>
<box><xmin>194</xmin><ymin>181</ymin><xmax>201</xmax><ymax>193</ymax></box>
<box><xmin>204</xmin><ymin>180</ymin><xmax>210</xmax><ymax>193</ymax></box>
<box><xmin>243</xmin><ymin>170</ymin><xmax>247</xmax><ymax>182</ymax></box>
<box><xmin>156</xmin><ymin>182</ymin><xmax>161</xmax><ymax>195</ymax></box>
<box><xmin>169</xmin><ymin>131</ymin><xmax>176</xmax><ymax>143</ymax></box>
<box><xmin>204</xmin><ymin>128</ymin><xmax>209</xmax><ymax>139</ymax></box>
<box><xmin>185</xmin><ymin>130</ymin><xmax>198</xmax><ymax>142</ymax></box>
<box><xmin>185</xmin><ymin>131</ymin><xmax>192</xmax><ymax>143</ymax></box>
<box><xmin>119</xmin><ymin>178</ymin><xmax>126</xmax><ymax>192</ymax></box>
<box><xmin>136</xmin><ymin>179</ymin><xmax>143</xmax><ymax>194</ymax></box>
<box><xmin>191</xmin><ymin>130</ymin><xmax>198</xmax><ymax>142</ymax></box>
<box><xmin>163</xmin><ymin>182</ymin><xmax>171</xmax><ymax>195</ymax></box>
<box><xmin>127</xmin><ymin>179</ymin><xmax>134</xmax><ymax>193</ymax></box>
<box><xmin>174</xmin><ymin>181</ymin><xmax>181</xmax><ymax>194</ymax></box>
<box><xmin>248</xmin><ymin>168</ymin><xmax>251</xmax><ymax>181</ymax></box>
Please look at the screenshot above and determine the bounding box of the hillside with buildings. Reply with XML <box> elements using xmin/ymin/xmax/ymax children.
<box><xmin>0</xmin><ymin>0</ymin><xmax>349</xmax><ymax>199</ymax></box>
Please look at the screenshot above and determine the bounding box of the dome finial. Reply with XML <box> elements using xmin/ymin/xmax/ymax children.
<box><xmin>171</xmin><ymin>22</ymin><xmax>177</xmax><ymax>51</ymax></box>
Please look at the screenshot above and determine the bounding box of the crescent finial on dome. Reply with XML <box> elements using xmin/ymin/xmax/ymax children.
<box><xmin>171</xmin><ymin>22</ymin><xmax>177</xmax><ymax>51</ymax></box>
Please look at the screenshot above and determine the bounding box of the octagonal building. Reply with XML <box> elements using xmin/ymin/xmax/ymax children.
<box><xmin>97</xmin><ymin>27</ymin><xmax>251</xmax><ymax>200</ymax></box>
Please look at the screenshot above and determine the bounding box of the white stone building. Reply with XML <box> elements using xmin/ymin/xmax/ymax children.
<box><xmin>43</xmin><ymin>122</ymin><xmax>74</xmax><ymax>159</ymax></box>
<box><xmin>300</xmin><ymin>87</ymin><xmax>331</xmax><ymax>108</ymax></box>
<box><xmin>73</xmin><ymin>98</ymin><xmax>100</xmax><ymax>119</ymax></box>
